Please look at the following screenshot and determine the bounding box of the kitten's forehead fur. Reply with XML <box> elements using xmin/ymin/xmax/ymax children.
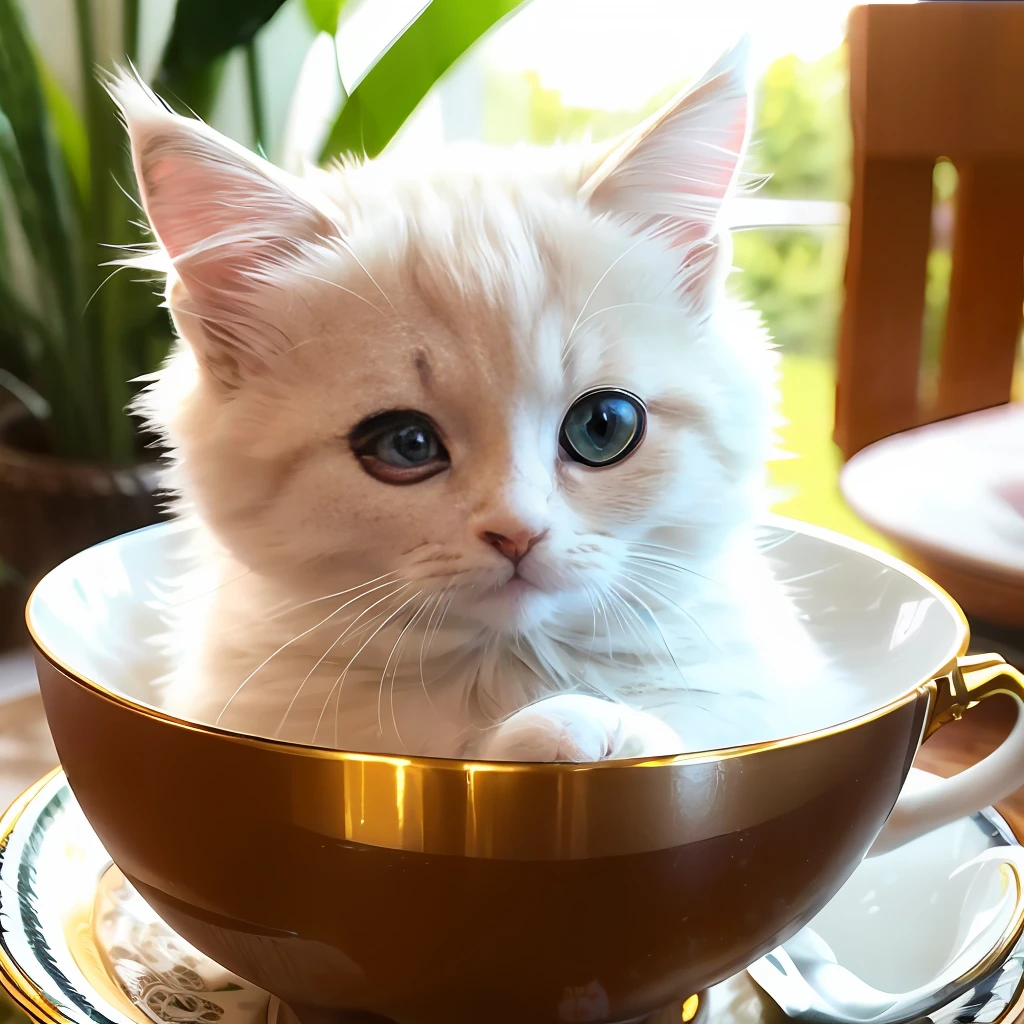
<box><xmin>111</xmin><ymin>40</ymin><xmax>771</xmax><ymax>636</ymax></box>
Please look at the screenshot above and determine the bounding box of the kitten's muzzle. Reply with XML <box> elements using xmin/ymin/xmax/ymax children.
<box><xmin>480</xmin><ymin>527</ymin><xmax>547</xmax><ymax>565</ymax></box>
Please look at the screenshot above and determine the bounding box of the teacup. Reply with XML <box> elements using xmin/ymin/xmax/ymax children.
<box><xmin>25</xmin><ymin>516</ymin><xmax>1024</xmax><ymax>1024</ymax></box>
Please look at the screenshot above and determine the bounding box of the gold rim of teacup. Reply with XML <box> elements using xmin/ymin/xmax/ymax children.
<box><xmin>24</xmin><ymin>513</ymin><xmax>970</xmax><ymax>771</ymax></box>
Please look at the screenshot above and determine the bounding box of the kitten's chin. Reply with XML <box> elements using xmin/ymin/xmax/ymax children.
<box><xmin>467</xmin><ymin>577</ymin><xmax>560</xmax><ymax>633</ymax></box>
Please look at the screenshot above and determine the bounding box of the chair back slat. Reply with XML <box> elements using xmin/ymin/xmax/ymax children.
<box><xmin>836</xmin><ymin>2</ymin><xmax>1024</xmax><ymax>459</ymax></box>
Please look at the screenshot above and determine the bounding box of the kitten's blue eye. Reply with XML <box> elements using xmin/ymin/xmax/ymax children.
<box><xmin>382</xmin><ymin>425</ymin><xmax>437</xmax><ymax>466</ymax></box>
<box><xmin>350</xmin><ymin>411</ymin><xmax>449</xmax><ymax>485</ymax></box>
<box><xmin>560</xmin><ymin>389</ymin><xmax>646</xmax><ymax>468</ymax></box>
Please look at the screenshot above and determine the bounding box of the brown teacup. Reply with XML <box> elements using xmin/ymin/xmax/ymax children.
<box><xmin>26</xmin><ymin>517</ymin><xmax>1024</xmax><ymax>1024</ymax></box>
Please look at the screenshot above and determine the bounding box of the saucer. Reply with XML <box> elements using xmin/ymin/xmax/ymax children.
<box><xmin>749</xmin><ymin>767</ymin><xmax>1024</xmax><ymax>1024</ymax></box>
<box><xmin>2</xmin><ymin>770</ymin><xmax>1024</xmax><ymax>1024</ymax></box>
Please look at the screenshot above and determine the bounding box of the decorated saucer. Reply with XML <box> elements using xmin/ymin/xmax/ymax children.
<box><xmin>2</xmin><ymin>769</ymin><xmax>1024</xmax><ymax>1024</ymax></box>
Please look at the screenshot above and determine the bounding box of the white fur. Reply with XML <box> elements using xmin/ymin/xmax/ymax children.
<box><xmin>111</xmin><ymin>42</ymin><xmax>828</xmax><ymax>762</ymax></box>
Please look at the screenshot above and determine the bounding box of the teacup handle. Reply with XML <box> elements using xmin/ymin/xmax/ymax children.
<box><xmin>870</xmin><ymin>653</ymin><xmax>1024</xmax><ymax>856</ymax></box>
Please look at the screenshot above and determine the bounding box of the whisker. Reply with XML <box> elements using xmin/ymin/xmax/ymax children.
<box><xmin>622</xmin><ymin>557</ymin><xmax>687</xmax><ymax>583</ymax></box>
<box><xmin>291</xmin><ymin>269</ymin><xmax>388</xmax><ymax>319</ymax></box>
<box><xmin>569</xmin><ymin>300</ymin><xmax>682</xmax><ymax>335</ymax></box>
<box><xmin>622</xmin><ymin>566</ymin><xmax>682</xmax><ymax>592</ymax></box>
<box><xmin>589</xmin><ymin>585</ymin><xmax>617</xmax><ymax>664</ymax></box>
<box><xmin>216</xmin><ymin>575</ymin><xmax>403</xmax><ymax>725</ymax></box>
<box><xmin>628</xmin><ymin>540</ymin><xmax>702</xmax><ymax>554</ymax></box>
<box><xmin>217</xmin><ymin>602</ymin><xmax>354</xmax><ymax>725</ymax></box>
<box><xmin>275</xmin><ymin>582</ymin><xmax>409</xmax><ymax>737</ymax></box>
<box><xmin>755</xmin><ymin>530</ymin><xmax>798</xmax><ymax>554</ymax></box>
<box><xmin>334</xmin><ymin>238</ymin><xmax>396</xmax><ymax>312</ymax></box>
<box><xmin>309</xmin><ymin>602</ymin><xmax>396</xmax><ymax>744</ymax></box>
<box><xmin>610</xmin><ymin>581</ymin><xmax>692</xmax><ymax>692</ymax></box>
<box><xmin>626</xmin><ymin>554</ymin><xmax>721</xmax><ymax>589</ymax></box>
<box><xmin>324</xmin><ymin>593</ymin><xmax>421</xmax><ymax>748</ymax></box>
<box><xmin>418</xmin><ymin>592</ymin><xmax>447</xmax><ymax>715</ymax></box>
<box><xmin>622</xmin><ymin>571</ymin><xmax>721</xmax><ymax>654</ymax></box>
<box><xmin>602</xmin><ymin>586</ymin><xmax>633</xmax><ymax>661</ymax></box>
<box><xmin>156</xmin><ymin>568</ymin><xmax>253</xmax><ymax>608</ymax></box>
<box><xmin>603</xmin><ymin>598</ymin><xmax>620</xmax><ymax>662</ymax></box>
<box><xmin>265</xmin><ymin>571</ymin><xmax>402</xmax><ymax>621</ymax></box>
<box><xmin>607</xmin><ymin>584</ymin><xmax>658</xmax><ymax>651</ymax></box>
<box><xmin>422</xmin><ymin>584</ymin><xmax>460</xmax><ymax>690</ymax></box>
<box><xmin>583</xmin><ymin>583</ymin><xmax>599</xmax><ymax>661</ymax></box>
<box><xmin>83</xmin><ymin>264</ymin><xmax>131</xmax><ymax>314</ymax></box>
<box><xmin>379</xmin><ymin>592</ymin><xmax>429</xmax><ymax>746</ymax></box>
<box><xmin>426</xmin><ymin>579</ymin><xmax>461</xmax><ymax>659</ymax></box>
<box><xmin>562</xmin><ymin>235</ymin><xmax>647</xmax><ymax>359</ymax></box>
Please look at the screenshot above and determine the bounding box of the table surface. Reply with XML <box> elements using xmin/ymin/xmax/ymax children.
<box><xmin>0</xmin><ymin>651</ymin><xmax>56</xmax><ymax>815</ymax></box>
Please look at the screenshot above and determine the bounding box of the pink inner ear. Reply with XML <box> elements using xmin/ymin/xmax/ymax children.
<box><xmin>143</xmin><ymin>151</ymin><xmax>237</xmax><ymax>261</ymax></box>
<box><xmin>584</xmin><ymin>54</ymin><xmax>750</xmax><ymax>255</ymax></box>
<box><xmin>142</xmin><ymin>153</ymin><xmax>268</xmax><ymax>293</ymax></box>
<box><xmin>671</xmin><ymin>73</ymin><xmax>749</xmax><ymax>206</ymax></box>
<box><xmin>643</xmin><ymin>74</ymin><xmax>748</xmax><ymax>253</ymax></box>
<box><xmin>136</xmin><ymin>129</ymin><xmax>335</xmax><ymax>296</ymax></box>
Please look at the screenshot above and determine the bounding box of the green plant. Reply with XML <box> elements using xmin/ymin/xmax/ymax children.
<box><xmin>729</xmin><ymin>47</ymin><xmax>852</xmax><ymax>361</ymax></box>
<box><xmin>730</xmin><ymin>48</ymin><xmax>959</xmax><ymax>376</ymax></box>
<box><xmin>319</xmin><ymin>0</ymin><xmax>530</xmax><ymax>161</ymax></box>
<box><xmin>156</xmin><ymin>0</ymin><xmax>288</xmax><ymax>140</ymax></box>
<box><xmin>0</xmin><ymin>0</ymin><xmax>521</xmax><ymax>465</ymax></box>
<box><xmin>479</xmin><ymin>46</ymin><xmax>854</xmax><ymax>362</ymax></box>
<box><xmin>731</xmin><ymin>227</ymin><xmax>847</xmax><ymax>357</ymax></box>
<box><xmin>747</xmin><ymin>48</ymin><xmax>851</xmax><ymax>201</ymax></box>
<box><xmin>0</xmin><ymin>0</ymin><xmax>289</xmax><ymax>462</ymax></box>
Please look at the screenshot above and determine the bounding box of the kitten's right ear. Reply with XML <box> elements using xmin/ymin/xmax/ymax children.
<box><xmin>578</xmin><ymin>41</ymin><xmax>750</xmax><ymax>313</ymax></box>
<box><xmin>107</xmin><ymin>72</ymin><xmax>340</xmax><ymax>383</ymax></box>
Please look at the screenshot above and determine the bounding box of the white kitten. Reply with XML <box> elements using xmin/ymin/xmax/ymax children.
<box><xmin>112</xmin><ymin>42</ymin><xmax>827</xmax><ymax>762</ymax></box>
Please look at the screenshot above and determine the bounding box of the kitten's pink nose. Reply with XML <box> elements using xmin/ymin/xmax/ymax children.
<box><xmin>480</xmin><ymin>527</ymin><xmax>546</xmax><ymax>565</ymax></box>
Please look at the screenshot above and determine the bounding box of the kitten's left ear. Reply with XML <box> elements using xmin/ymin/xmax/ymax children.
<box><xmin>579</xmin><ymin>39</ymin><xmax>751</xmax><ymax>306</ymax></box>
<box><xmin>107</xmin><ymin>71</ymin><xmax>341</xmax><ymax>384</ymax></box>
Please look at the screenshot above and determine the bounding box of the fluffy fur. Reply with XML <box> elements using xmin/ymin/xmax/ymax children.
<box><xmin>112</xmin><ymin>41</ymin><xmax>825</xmax><ymax>761</ymax></box>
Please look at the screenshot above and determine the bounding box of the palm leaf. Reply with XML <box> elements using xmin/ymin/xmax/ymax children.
<box><xmin>319</xmin><ymin>0</ymin><xmax>528</xmax><ymax>162</ymax></box>
<box><xmin>38</xmin><ymin>63</ymin><xmax>88</xmax><ymax>212</ymax></box>
<box><xmin>302</xmin><ymin>0</ymin><xmax>348</xmax><ymax>36</ymax></box>
<box><xmin>0</xmin><ymin>278</ymin><xmax>34</xmax><ymax>384</ymax></box>
<box><xmin>0</xmin><ymin>107</ymin><xmax>45</xmax><ymax>280</ymax></box>
<box><xmin>0</xmin><ymin>0</ymin><xmax>81</xmax><ymax>345</ymax></box>
<box><xmin>0</xmin><ymin>104</ymin><xmax>73</xmax><ymax>435</ymax></box>
<box><xmin>155</xmin><ymin>0</ymin><xmax>289</xmax><ymax>118</ymax></box>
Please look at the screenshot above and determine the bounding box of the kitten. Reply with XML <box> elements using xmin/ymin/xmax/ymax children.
<box><xmin>112</xmin><ymin>41</ymin><xmax>825</xmax><ymax>762</ymax></box>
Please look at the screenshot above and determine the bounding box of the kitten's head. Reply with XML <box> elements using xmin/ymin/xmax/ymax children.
<box><xmin>116</xmin><ymin>41</ymin><xmax>773</xmax><ymax>636</ymax></box>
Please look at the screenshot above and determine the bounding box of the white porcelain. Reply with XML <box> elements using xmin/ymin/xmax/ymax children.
<box><xmin>841</xmin><ymin>403</ymin><xmax>1024</xmax><ymax>579</ymax></box>
<box><xmin>28</xmin><ymin>516</ymin><xmax>968</xmax><ymax>740</ymax></box>
<box><xmin>0</xmin><ymin>771</ymin><xmax>268</xmax><ymax>1024</ymax></box>
<box><xmin>750</xmin><ymin>769</ymin><xmax>1024</xmax><ymax>1023</ymax></box>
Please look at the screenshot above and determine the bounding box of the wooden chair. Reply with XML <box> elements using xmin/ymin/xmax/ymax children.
<box><xmin>837</xmin><ymin>2</ymin><xmax>1024</xmax><ymax>634</ymax></box>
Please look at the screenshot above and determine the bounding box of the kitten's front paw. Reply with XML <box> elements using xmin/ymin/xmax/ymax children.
<box><xmin>480</xmin><ymin>694</ymin><xmax>682</xmax><ymax>763</ymax></box>
<box><xmin>482</xmin><ymin>707</ymin><xmax>606</xmax><ymax>762</ymax></box>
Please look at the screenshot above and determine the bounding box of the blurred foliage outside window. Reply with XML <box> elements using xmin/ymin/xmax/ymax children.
<box><xmin>483</xmin><ymin>47</ymin><xmax>852</xmax><ymax>362</ymax></box>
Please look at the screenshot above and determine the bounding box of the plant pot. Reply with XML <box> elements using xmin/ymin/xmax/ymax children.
<box><xmin>0</xmin><ymin>405</ymin><xmax>164</xmax><ymax>651</ymax></box>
